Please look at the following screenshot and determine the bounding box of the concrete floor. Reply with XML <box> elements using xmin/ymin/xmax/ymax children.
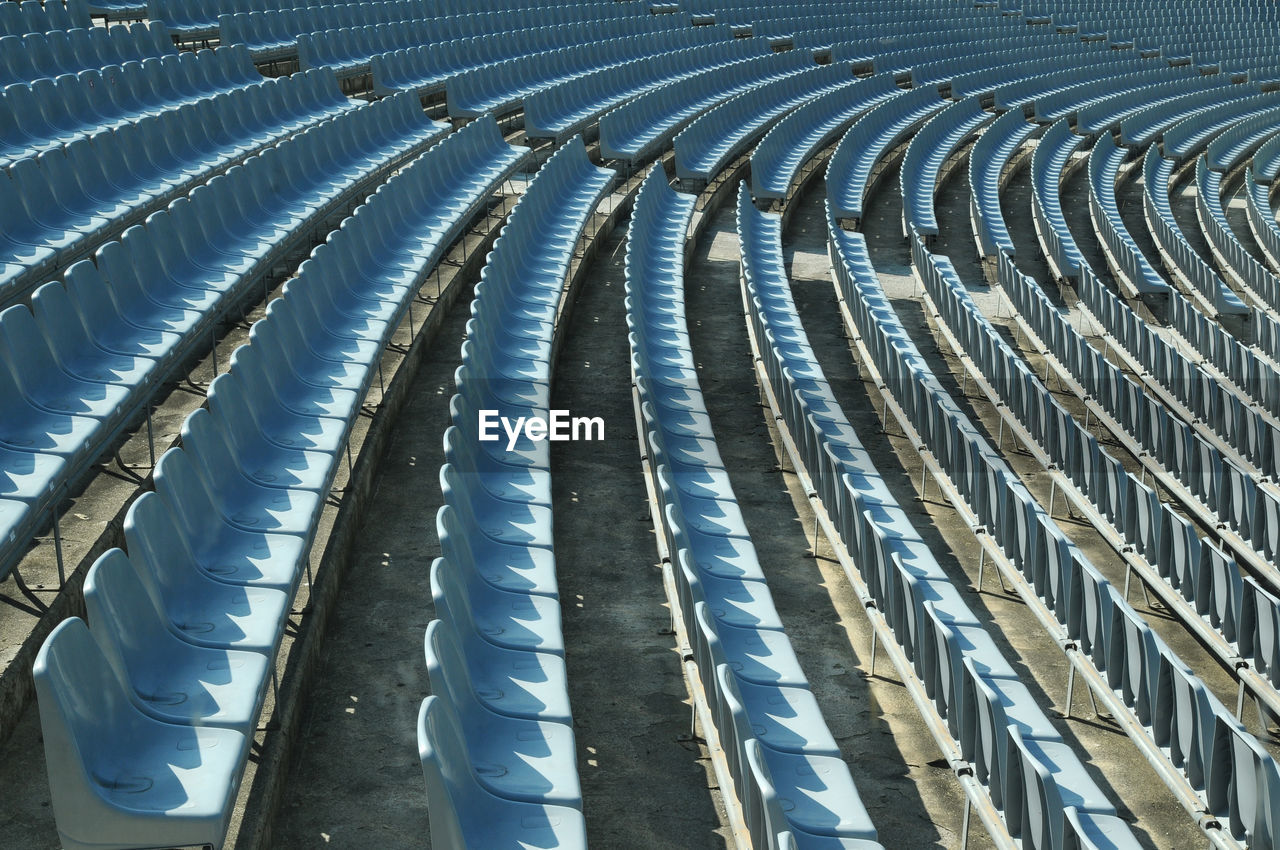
<box><xmin>269</xmin><ymin>290</ymin><xmax>461</xmax><ymax>847</ymax></box>
<box><xmin>551</xmin><ymin>227</ymin><xmax>731</xmax><ymax>848</ymax></box>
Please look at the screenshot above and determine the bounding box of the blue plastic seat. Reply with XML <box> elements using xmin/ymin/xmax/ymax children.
<box><xmin>741</xmin><ymin>737</ymin><xmax>882</xmax><ymax>850</ymax></box>
<box><xmin>34</xmin><ymin>617</ymin><xmax>250</xmax><ymax>850</ymax></box>
<box><xmin>425</xmin><ymin>622</ymin><xmax>580</xmax><ymax>807</ymax></box>
<box><xmin>59</xmin><ymin>260</ymin><xmax>181</xmax><ymax>362</ymax></box>
<box><xmin>204</xmin><ymin>392</ymin><xmax>336</xmax><ymax>493</ymax></box>
<box><xmin>676</xmin><ymin>548</ymin><xmax>780</xmax><ymax>633</ymax></box>
<box><xmin>130</xmin><ymin>454</ymin><xmax>305</xmax><ymax>590</ymax></box>
<box><xmin>443</xmin><ymin>424</ymin><xmax>552</xmax><ymax>507</ymax></box>
<box><xmin>0</xmin><ymin>440</ymin><xmax>62</xmax><ymax>506</ymax></box>
<box><xmin>5</xmin><ymin>159</ymin><xmax>86</xmax><ymax>260</ymax></box>
<box><xmin>437</xmin><ymin>501</ymin><xmax>558</xmax><ymax>598</ymax></box>
<box><xmin>123</xmin><ymin>493</ymin><xmax>290</xmax><ymax>653</ymax></box>
<box><xmin>65</xmin><ymin>135</ymin><xmax>153</xmax><ymax>214</ymax></box>
<box><xmin>450</xmin><ymin>390</ymin><xmax>551</xmax><ymax>471</ymax></box>
<box><xmin>417</xmin><ymin>696</ymin><xmax>587</xmax><ymax>850</ymax></box>
<box><xmin>228</xmin><ymin>343</ymin><xmax>361</xmax><ymax>423</ymax></box>
<box><xmin>693</xmin><ymin>601</ymin><xmax>807</xmax><ymax>689</ymax></box>
<box><xmin>248</xmin><ymin>307</ymin><xmax>373</xmax><ymax>395</ymax></box>
<box><xmin>1006</xmin><ymin>728</ymin><xmax>1114</xmax><ymax>850</ymax></box>
<box><xmin>132</xmin><ymin>211</ymin><xmax>242</xmax><ymax>297</ymax></box>
<box><xmin>0</xmin><ymin>339</ymin><xmax>101</xmax><ymax>459</ymax></box>
<box><xmin>7</xmin><ymin>79</ymin><xmax>77</xmax><ymax>147</ymax></box>
<box><xmin>959</xmin><ymin>657</ymin><xmax>1060</xmax><ymax>807</ymax></box>
<box><xmin>91</xmin><ymin>243</ymin><xmax>203</xmax><ymax>337</ymax></box>
<box><xmin>208</xmin><ymin>370</ymin><xmax>347</xmax><ymax>456</ymax></box>
<box><xmin>440</xmin><ymin>462</ymin><xmax>554</xmax><ymax>550</ymax></box>
<box><xmin>0</xmin><ymin>4</ymin><xmax>22</xmax><ymax>38</ymax></box>
<box><xmin>423</xmin><ymin>613</ymin><xmax>570</xmax><ymax>726</ymax></box>
<box><xmin>430</xmin><ymin>553</ymin><xmax>564</xmax><ymax>657</ymax></box>
<box><xmin>0</xmin><ymin>304</ymin><xmax>130</xmax><ymax>421</ymax></box>
<box><xmin>178</xmin><ymin>408</ymin><xmax>323</xmax><ymax>537</ymax></box>
<box><xmin>84</xmin><ymin>548</ymin><xmax>271</xmax><ymax>730</ymax></box>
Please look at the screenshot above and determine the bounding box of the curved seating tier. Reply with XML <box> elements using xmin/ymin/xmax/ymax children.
<box><xmin>1063</xmin><ymin>255</ymin><xmax>1280</xmax><ymax>578</ymax></box>
<box><xmin>1074</xmin><ymin>71</ymin><xmax>1238</xmax><ymax>136</ymax></box>
<box><xmin>0</xmin><ymin>20</ymin><xmax>174</xmax><ymax>88</ymax></box>
<box><xmin>750</xmin><ymin>72</ymin><xmax>898</xmax><ymax>202</ymax></box>
<box><xmin>673</xmin><ymin>61</ymin><xmax>857</xmax><ymax>183</ymax></box>
<box><xmin>1163</xmin><ymin>91</ymin><xmax>1280</xmax><ymax>163</ymax></box>
<box><xmin>599</xmin><ymin>48</ymin><xmax>815</xmax><ymax>164</ymax></box>
<box><xmin>372</xmin><ymin>15</ymin><xmax>697</xmax><ymax>98</ymax></box>
<box><xmin>913</xmin><ymin>229</ymin><xmax>1280</xmax><ymax>848</ymax></box>
<box><xmin>1246</xmin><ymin>170</ymin><xmax>1280</xmax><ymax>274</ymax></box>
<box><xmin>627</xmin><ymin>170</ymin><xmax>879</xmax><ymax>850</ymax></box>
<box><xmin>0</xmin><ymin>65</ymin><xmax>352</xmax><ymax>304</ymax></box>
<box><xmin>420</xmin><ymin>137</ymin><xmax>615</xmax><ymax>850</ymax></box>
<box><xmin>0</xmin><ymin>91</ymin><xmax>441</xmax><ymax>583</ymax></box>
<box><xmin>1031</xmin><ymin>62</ymin><xmax>1198</xmax><ymax>125</ymax></box>
<box><xmin>1086</xmin><ymin>133</ymin><xmax>1168</xmax><ymax>295</ymax></box>
<box><xmin>1119</xmin><ymin>82</ymin><xmax>1262</xmax><ymax>149</ymax></box>
<box><xmin>916</xmin><ymin>38</ymin><xmax>1109</xmax><ymax>94</ymax></box>
<box><xmin>1195</xmin><ymin>155</ymin><xmax>1280</xmax><ymax>314</ymax></box>
<box><xmin>825</xmin><ymin>85</ymin><xmax>944</xmax><ymax>223</ymax></box>
<box><xmin>837</xmin><ymin>207</ymin><xmax>1280</xmax><ymax>847</ymax></box>
<box><xmin>899</xmin><ymin>95</ymin><xmax>992</xmax><ymax>239</ymax></box>
<box><xmin>445</xmin><ymin>23</ymin><xmax>730</xmax><ymax>120</ymax></box>
<box><xmin>953</xmin><ymin>42</ymin><xmax>1151</xmax><ymax>107</ymax></box>
<box><xmin>524</xmin><ymin>36</ymin><xmax>774</xmax><ymax>144</ymax></box>
<box><xmin>23</xmin><ymin>0</ymin><xmax>1280</xmax><ymax>846</ymax></box>
<box><xmin>0</xmin><ymin>42</ymin><xmax>264</xmax><ymax>169</ymax></box>
<box><xmin>34</xmin><ymin>107</ymin><xmax>525</xmax><ymax>850</ymax></box>
<box><xmin>1030</xmin><ymin>117</ymin><xmax>1087</xmax><ymax>280</ymax></box>
<box><xmin>223</xmin><ymin>0</ymin><xmax>653</xmax><ymax>64</ymax></box>
<box><xmin>742</xmin><ymin>185</ymin><xmax>1137</xmax><ymax>848</ymax></box>
<box><xmin>997</xmin><ymin>246</ymin><xmax>1280</xmax><ymax>723</ymax></box>
<box><xmin>1139</xmin><ymin>143</ymin><xmax>1246</xmax><ymax>314</ymax></box>
<box><xmin>969</xmin><ymin>107</ymin><xmax>1037</xmax><ymax>257</ymax></box>
<box><xmin>1254</xmin><ymin>130</ymin><xmax>1280</xmax><ymax>185</ymax></box>
<box><xmin>0</xmin><ymin>0</ymin><xmax>91</xmax><ymax>37</ymax></box>
<box><xmin>1207</xmin><ymin>106</ymin><xmax>1280</xmax><ymax>174</ymax></box>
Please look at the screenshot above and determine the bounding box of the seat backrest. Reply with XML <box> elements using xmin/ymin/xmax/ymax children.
<box><xmin>712</xmin><ymin>661</ymin><xmax>755</xmax><ymax>804</ymax></box>
<box><xmin>428</xmin><ymin>555</ymin><xmax>470</xmax><ymax>635</ymax></box>
<box><xmin>83</xmin><ymin>547</ymin><xmax>177</xmax><ymax>696</ymax></box>
<box><xmin>422</xmin><ymin>612</ymin><xmax>519</xmax><ymax>734</ymax></box>
<box><xmin>416</xmin><ymin>695</ymin><xmax>472</xmax><ymax>849</ymax></box>
<box><xmin>145</xmin><ymin>451</ymin><xmax>221</xmax><ymax>572</ymax></box>
<box><xmin>30</xmin><ymin>280</ymin><xmax>87</xmax><ymax>358</ymax></box>
<box><xmin>66</xmin><ymin>0</ymin><xmax>90</xmax><ymax>29</ymax></box>
<box><xmin>0</xmin><ymin>5</ymin><xmax>23</xmax><ymax>40</ymax></box>
<box><xmin>33</xmin><ymin>617</ymin><xmax>145</xmax><ymax>824</ymax></box>
<box><xmin>743</xmin><ymin>737</ymin><xmax>790</xmax><ymax>850</ymax></box>
<box><xmin>0</xmin><ymin>304</ymin><xmax>55</xmax><ymax>379</ymax></box>
<box><xmin>179</xmin><ymin>407</ymin><xmax>242</xmax><ymax>499</ymax></box>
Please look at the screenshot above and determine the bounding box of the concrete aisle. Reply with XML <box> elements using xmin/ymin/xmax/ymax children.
<box><xmin>270</xmin><ymin>294</ymin><xmax>469</xmax><ymax>848</ymax></box>
<box><xmin>551</xmin><ymin>226</ymin><xmax>731</xmax><ymax>849</ymax></box>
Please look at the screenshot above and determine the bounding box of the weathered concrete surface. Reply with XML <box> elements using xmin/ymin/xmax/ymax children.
<box><xmin>552</xmin><ymin>226</ymin><xmax>732</xmax><ymax>848</ymax></box>
<box><xmin>268</xmin><ymin>290</ymin><xmax>465</xmax><ymax>848</ymax></box>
